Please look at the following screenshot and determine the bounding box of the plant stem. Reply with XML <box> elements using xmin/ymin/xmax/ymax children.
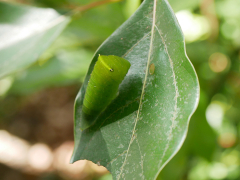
<box><xmin>76</xmin><ymin>0</ymin><xmax>122</xmax><ymax>12</ymax></box>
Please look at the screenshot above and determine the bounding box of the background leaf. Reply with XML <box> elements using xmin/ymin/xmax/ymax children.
<box><xmin>71</xmin><ymin>0</ymin><xmax>199</xmax><ymax>179</ymax></box>
<box><xmin>168</xmin><ymin>0</ymin><xmax>201</xmax><ymax>12</ymax></box>
<box><xmin>9</xmin><ymin>49</ymin><xmax>93</xmax><ymax>95</ymax></box>
<box><xmin>0</xmin><ymin>2</ymin><xmax>70</xmax><ymax>79</ymax></box>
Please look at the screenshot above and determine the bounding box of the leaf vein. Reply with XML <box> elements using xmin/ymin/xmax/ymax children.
<box><xmin>82</xmin><ymin>98</ymin><xmax>140</xmax><ymax>158</ymax></box>
<box><xmin>106</xmin><ymin>150</ymin><xmax>127</xmax><ymax>166</ymax></box>
<box><xmin>123</xmin><ymin>31</ymin><xmax>151</xmax><ymax>58</ymax></box>
<box><xmin>117</xmin><ymin>0</ymin><xmax>157</xmax><ymax>179</ymax></box>
<box><xmin>154</xmin><ymin>24</ymin><xmax>179</xmax><ymax>168</ymax></box>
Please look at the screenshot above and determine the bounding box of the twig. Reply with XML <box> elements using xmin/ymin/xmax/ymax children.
<box><xmin>75</xmin><ymin>0</ymin><xmax>122</xmax><ymax>13</ymax></box>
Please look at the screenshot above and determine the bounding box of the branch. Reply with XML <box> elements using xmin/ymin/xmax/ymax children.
<box><xmin>75</xmin><ymin>0</ymin><xmax>122</xmax><ymax>13</ymax></box>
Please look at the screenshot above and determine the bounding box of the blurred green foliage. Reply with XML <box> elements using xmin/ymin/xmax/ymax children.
<box><xmin>0</xmin><ymin>0</ymin><xmax>240</xmax><ymax>180</ymax></box>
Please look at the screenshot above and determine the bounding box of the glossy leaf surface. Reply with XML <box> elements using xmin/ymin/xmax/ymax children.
<box><xmin>72</xmin><ymin>0</ymin><xmax>199</xmax><ymax>179</ymax></box>
<box><xmin>0</xmin><ymin>2</ymin><xmax>70</xmax><ymax>79</ymax></box>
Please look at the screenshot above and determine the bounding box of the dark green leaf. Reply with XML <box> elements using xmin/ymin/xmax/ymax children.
<box><xmin>72</xmin><ymin>0</ymin><xmax>199</xmax><ymax>179</ymax></box>
<box><xmin>0</xmin><ymin>2</ymin><xmax>70</xmax><ymax>79</ymax></box>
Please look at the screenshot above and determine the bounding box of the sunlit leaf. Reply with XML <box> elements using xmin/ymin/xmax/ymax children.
<box><xmin>0</xmin><ymin>2</ymin><xmax>70</xmax><ymax>79</ymax></box>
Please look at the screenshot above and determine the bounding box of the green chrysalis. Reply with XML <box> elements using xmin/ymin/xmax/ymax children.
<box><xmin>80</xmin><ymin>55</ymin><xmax>131</xmax><ymax>130</ymax></box>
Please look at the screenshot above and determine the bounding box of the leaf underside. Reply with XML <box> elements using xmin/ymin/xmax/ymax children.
<box><xmin>71</xmin><ymin>0</ymin><xmax>199</xmax><ymax>180</ymax></box>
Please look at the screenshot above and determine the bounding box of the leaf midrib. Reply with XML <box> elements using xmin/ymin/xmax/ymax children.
<box><xmin>117</xmin><ymin>0</ymin><xmax>157</xmax><ymax>179</ymax></box>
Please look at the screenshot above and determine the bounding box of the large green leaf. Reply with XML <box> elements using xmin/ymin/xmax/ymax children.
<box><xmin>0</xmin><ymin>2</ymin><xmax>70</xmax><ymax>79</ymax></box>
<box><xmin>71</xmin><ymin>0</ymin><xmax>199</xmax><ymax>179</ymax></box>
